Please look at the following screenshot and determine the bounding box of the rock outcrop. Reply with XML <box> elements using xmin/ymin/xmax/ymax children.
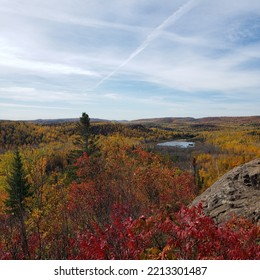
<box><xmin>191</xmin><ymin>159</ymin><xmax>260</xmax><ymax>225</ymax></box>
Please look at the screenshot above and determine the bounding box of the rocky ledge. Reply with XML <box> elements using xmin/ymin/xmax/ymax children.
<box><xmin>191</xmin><ymin>159</ymin><xmax>260</xmax><ymax>225</ymax></box>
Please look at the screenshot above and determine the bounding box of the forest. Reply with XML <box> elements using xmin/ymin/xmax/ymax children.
<box><xmin>0</xmin><ymin>114</ymin><xmax>259</xmax><ymax>260</ymax></box>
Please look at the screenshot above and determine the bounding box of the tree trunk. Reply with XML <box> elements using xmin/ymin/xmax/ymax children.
<box><xmin>18</xmin><ymin>209</ymin><xmax>30</xmax><ymax>259</ymax></box>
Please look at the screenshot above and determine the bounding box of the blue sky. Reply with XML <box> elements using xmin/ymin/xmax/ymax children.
<box><xmin>0</xmin><ymin>0</ymin><xmax>260</xmax><ymax>120</ymax></box>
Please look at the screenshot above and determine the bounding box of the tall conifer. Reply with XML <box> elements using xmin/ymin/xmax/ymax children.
<box><xmin>5</xmin><ymin>149</ymin><xmax>31</xmax><ymax>214</ymax></box>
<box><xmin>5</xmin><ymin>149</ymin><xmax>31</xmax><ymax>258</ymax></box>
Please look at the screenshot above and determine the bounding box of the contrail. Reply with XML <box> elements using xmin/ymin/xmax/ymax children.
<box><xmin>93</xmin><ymin>0</ymin><xmax>200</xmax><ymax>89</ymax></box>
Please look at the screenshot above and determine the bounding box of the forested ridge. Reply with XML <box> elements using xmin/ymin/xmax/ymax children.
<box><xmin>0</xmin><ymin>114</ymin><xmax>259</xmax><ymax>259</ymax></box>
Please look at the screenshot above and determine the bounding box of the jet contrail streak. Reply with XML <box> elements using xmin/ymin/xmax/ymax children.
<box><xmin>93</xmin><ymin>0</ymin><xmax>200</xmax><ymax>89</ymax></box>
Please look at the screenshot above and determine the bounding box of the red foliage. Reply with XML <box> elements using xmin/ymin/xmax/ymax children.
<box><xmin>0</xmin><ymin>229</ymin><xmax>24</xmax><ymax>260</ymax></box>
<box><xmin>66</xmin><ymin>151</ymin><xmax>259</xmax><ymax>260</ymax></box>
<box><xmin>67</xmin><ymin>203</ymin><xmax>259</xmax><ymax>260</ymax></box>
<box><xmin>154</xmin><ymin>204</ymin><xmax>260</xmax><ymax>260</ymax></box>
<box><xmin>68</xmin><ymin>204</ymin><xmax>148</xmax><ymax>260</ymax></box>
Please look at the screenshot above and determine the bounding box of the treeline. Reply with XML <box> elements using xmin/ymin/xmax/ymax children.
<box><xmin>196</xmin><ymin>129</ymin><xmax>260</xmax><ymax>190</ymax></box>
<box><xmin>0</xmin><ymin>121</ymin><xmax>76</xmax><ymax>150</ymax></box>
<box><xmin>0</xmin><ymin>120</ymin><xmax>195</xmax><ymax>151</ymax></box>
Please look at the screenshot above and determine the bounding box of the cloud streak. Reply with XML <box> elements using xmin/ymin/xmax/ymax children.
<box><xmin>0</xmin><ymin>49</ymin><xmax>99</xmax><ymax>77</ymax></box>
<box><xmin>92</xmin><ymin>0</ymin><xmax>201</xmax><ymax>89</ymax></box>
<box><xmin>0</xmin><ymin>102</ymin><xmax>74</xmax><ymax>110</ymax></box>
<box><xmin>0</xmin><ymin>5</ymin><xmax>150</xmax><ymax>34</ymax></box>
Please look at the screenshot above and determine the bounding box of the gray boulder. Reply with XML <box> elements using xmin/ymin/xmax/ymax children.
<box><xmin>191</xmin><ymin>159</ymin><xmax>260</xmax><ymax>225</ymax></box>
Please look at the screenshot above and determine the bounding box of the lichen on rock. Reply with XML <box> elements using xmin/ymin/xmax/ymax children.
<box><xmin>191</xmin><ymin>159</ymin><xmax>260</xmax><ymax>225</ymax></box>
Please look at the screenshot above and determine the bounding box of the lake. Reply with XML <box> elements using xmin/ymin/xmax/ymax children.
<box><xmin>157</xmin><ymin>141</ymin><xmax>195</xmax><ymax>148</ymax></box>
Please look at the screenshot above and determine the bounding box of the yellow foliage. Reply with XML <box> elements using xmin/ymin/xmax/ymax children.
<box><xmin>196</xmin><ymin>129</ymin><xmax>260</xmax><ymax>190</ymax></box>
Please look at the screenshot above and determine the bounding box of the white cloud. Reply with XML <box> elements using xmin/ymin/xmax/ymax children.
<box><xmin>103</xmin><ymin>93</ymin><xmax>122</xmax><ymax>100</ymax></box>
<box><xmin>0</xmin><ymin>102</ymin><xmax>73</xmax><ymax>110</ymax></box>
<box><xmin>0</xmin><ymin>87</ymin><xmax>94</xmax><ymax>103</ymax></box>
<box><xmin>0</xmin><ymin>41</ymin><xmax>99</xmax><ymax>77</ymax></box>
<box><xmin>0</xmin><ymin>86</ymin><xmax>126</xmax><ymax>105</ymax></box>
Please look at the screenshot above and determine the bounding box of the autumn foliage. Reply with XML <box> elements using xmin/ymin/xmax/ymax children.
<box><xmin>0</xmin><ymin>117</ymin><xmax>259</xmax><ymax>260</ymax></box>
<box><xmin>66</xmin><ymin>204</ymin><xmax>260</xmax><ymax>260</ymax></box>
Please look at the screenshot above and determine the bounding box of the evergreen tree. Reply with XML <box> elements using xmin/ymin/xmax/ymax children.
<box><xmin>5</xmin><ymin>149</ymin><xmax>31</xmax><ymax>214</ymax></box>
<box><xmin>72</xmin><ymin>113</ymin><xmax>99</xmax><ymax>158</ymax></box>
<box><xmin>77</xmin><ymin>112</ymin><xmax>91</xmax><ymax>154</ymax></box>
<box><xmin>68</xmin><ymin>113</ymin><xmax>100</xmax><ymax>182</ymax></box>
<box><xmin>5</xmin><ymin>149</ymin><xmax>31</xmax><ymax>258</ymax></box>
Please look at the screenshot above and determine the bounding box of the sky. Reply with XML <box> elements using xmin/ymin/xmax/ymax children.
<box><xmin>0</xmin><ymin>0</ymin><xmax>260</xmax><ymax>120</ymax></box>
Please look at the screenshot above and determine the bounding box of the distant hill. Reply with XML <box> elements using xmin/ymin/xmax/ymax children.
<box><xmin>30</xmin><ymin>118</ymin><xmax>110</xmax><ymax>124</ymax></box>
<box><xmin>196</xmin><ymin>116</ymin><xmax>260</xmax><ymax>124</ymax></box>
<box><xmin>129</xmin><ymin>116</ymin><xmax>260</xmax><ymax>125</ymax></box>
<box><xmin>129</xmin><ymin>117</ymin><xmax>196</xmax><ymax>124</ymax></box>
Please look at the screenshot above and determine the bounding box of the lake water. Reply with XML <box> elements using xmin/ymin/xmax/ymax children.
<box><xmin>157</xmin><ymin>141</ymin><xmax>195</xmax><ymax>148</ymax></box>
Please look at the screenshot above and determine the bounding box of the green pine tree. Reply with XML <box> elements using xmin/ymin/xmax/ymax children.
<box><xmin>67</xmin><ymin>113</ymin><xmax>100</xmax><ymax>182</ymax></box>
<box><xmin>5</xmin><ymin>149</ymin><xmax>31</xmax><ymax>214</ymax></box>
<box><xmin>72</xmin><ymin>112</ymin><xmax>99</xmax><ymax>157</ymax></box>
<box><xmin>5</xmin><ymin>149</ymin><xmax>31</xmax><ymax>259</ymax></box>
<box><xmin>77</xmin><ymin>112</ymin><xmax>91</xmax><ymax>154</ymax></box>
